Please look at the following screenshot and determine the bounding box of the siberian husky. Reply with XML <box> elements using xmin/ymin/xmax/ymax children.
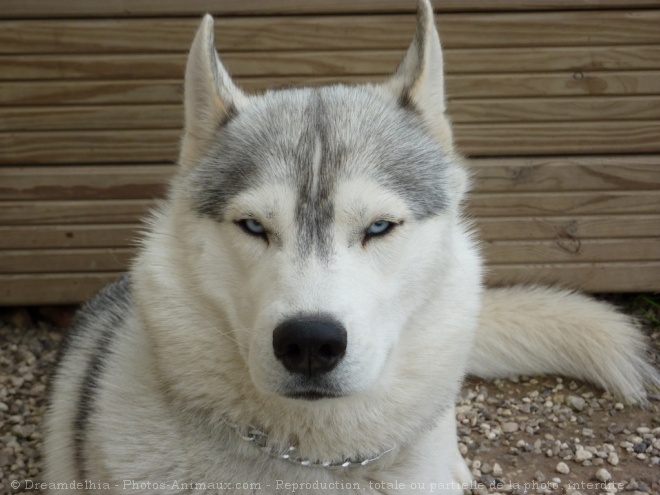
<box><xmin>44</xmin><ymin>1</ymin><xmax>659</xmax><ymax>493</ymax></box>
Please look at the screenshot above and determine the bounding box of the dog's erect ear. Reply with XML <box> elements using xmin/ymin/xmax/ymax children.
<box><xmin>180</xmin><ymin>14</ymin><xmax>246</xmax><ymax>170</ymax></box>
<box><xmin>384</xmin><ymin>0</ymin><xmax>452</xmax><ymax>147</ymax></box>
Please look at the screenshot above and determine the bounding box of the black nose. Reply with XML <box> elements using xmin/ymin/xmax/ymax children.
<box><xmin>273</xmin><ymin>317</ymin><xmax>347</xmax><ymax>376</ymax></box>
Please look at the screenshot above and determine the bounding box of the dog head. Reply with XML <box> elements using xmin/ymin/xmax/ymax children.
<box><xmin>136</xmin><ymin>0</ymin><xmax>480</xmax><ymax>429</ymax></box>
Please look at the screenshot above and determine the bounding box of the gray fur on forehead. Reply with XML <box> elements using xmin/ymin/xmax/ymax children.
<box><xmin>190</xmin><ymin>84</ymin><xmax>450</xmax><ymax>221</ymax></box>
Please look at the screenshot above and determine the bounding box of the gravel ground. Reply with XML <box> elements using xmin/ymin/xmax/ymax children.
<box><xmin>0</xmin><ymin>297</ymin><xmax>658</xmax><ymax>495</ymax></box>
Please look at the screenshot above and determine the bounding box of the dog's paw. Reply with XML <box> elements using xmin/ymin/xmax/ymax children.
<box><xmin>452</xmin><ymin>455</ymin><xmax>472</xmax><ymax>488</ymax></box>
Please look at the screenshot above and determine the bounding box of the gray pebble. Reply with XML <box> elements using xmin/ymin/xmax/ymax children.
<box><xmin>595</xmin><ymin>468</ymin><xmax>611</xmax><ymax>482</ymax></box>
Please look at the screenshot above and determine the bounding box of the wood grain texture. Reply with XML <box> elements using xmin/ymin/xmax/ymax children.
<box><xmin>1</xmin><ymin>0</ymin><xmax>658</xmax><ymax>18</ymax></box>
<box><xmin>0</xmin><ymin>165</ymin><xmax>172</xmax><ymax>199</ymax></box>
<box><xmin>0</xmin><ymin>224</ymin><xmax>141</xmax><ymax>249</ymax></box>
<box><xmin>0</xmin><ymin>248</ymin><xmax>133</xmax><ymax>273</ymax></box>
<box><xmin>450</xmin><ymin>96</ymin><xmax>660</xmax><ymax>123</ymax></box>
<box><xmin>1</xmin><ymin>273</ymin><xmax>120</xmax><ymax>305</ymax></box>
<box><xmin>468</xmin><ymin>191</ymin><xmax>660</xmax><ymax>217</ymax></box>
<box><xmin>4</xmin><ymin>71</ymin><xmax>660</xmax><ymax>107</ymax></box>
<box><xmin>3</xmin><ymin>122</ymin><xmax>660</xmax><ymax>163</ymax></box>
<box><xmin>477</xmin><ymin>215</ymin><xmax>660</xmax><ymax>241</ymax></box>
<box><xmin>3</xmin><ymin>11</ymin><xmax>660</xmax><ymax>54</ymax></box>
<box><xmin>0</xmin><ymin>13</ymin><xmax>650</xmax><ymax>55</ymax></box>
<box><xmin>1</xmin><ymin>156</ymin><xmax>658</xmax><ymax>200</ymax></box>
<box><xmin>486</xmin><ymin>261</ymin><xmax>660</xmax><ymax>292</ymax></box>
<box><xmin>0</xmin><ymin>130</ymin><xmax>180</xmax><ymax>164</ymax></box>
<box><xmin>446</xmin><ymin>71</ymin><xmax>660</xmax><ymax>98</ymax></box>
<box><xmin>3</xmin><ymin>97</ymin><xmax>660</xmax><ymax>131</ymax></box>
<box><xmin>1</xmin><ymin>4</ymin><xmax>660</xmax><ymax>301</ymax></box>
<box><xmin>471</xmin><ymin>156</ymin><xmax>660</xmax><ymax>192</ymax></box>
<box><xmin>3</xmin><ymin>46</ymin><xmax>660</xmax><ymax>81</ymax></box>
<box><xmin>1</xmin><ymin>215</ymin><xmax>657</xmax><ymax>250</ymax></box>
<box><xmin>0</xmin><ymin>105</ymin><xmax>183</xmax><ymax>131</ymax></box>
<box><xmin>483</xmin><ymin>238</ymin><xmax>660</xmax><ymax>263</ymax></box>
<box><xmin>455</xmin><ymin>121</ymin><xmax>660</xmax><ymax>156</ymax></box>
<box><xmin>0</xmin><ymin>199</ymin><xmax>154</xmax><ymax>225</ymax></box>
<box><xmin>2</xmin><ymin>192</ymin><xmax>658</xmax><ymax>225</ymax></box>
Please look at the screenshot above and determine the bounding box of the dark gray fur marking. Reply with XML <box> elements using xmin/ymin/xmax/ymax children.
<box><xmin>65</xmin><ymin>277</ymin><xmax>131</xmax><ymax>480</ymax></box>
<box><xmin>191</xmin><ymin>85</ymin><xmax>450</xmax><ymax>258</ymax></box>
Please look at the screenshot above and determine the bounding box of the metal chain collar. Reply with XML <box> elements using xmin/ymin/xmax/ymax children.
<box><xmin>223</xmin><ymin>418</ymin><xmax>395</xmax><ymax>469</ymax></box>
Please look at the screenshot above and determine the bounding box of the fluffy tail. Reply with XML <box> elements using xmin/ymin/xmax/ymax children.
<box><xmin>468</xmin><ymin>286</ymin><xmax>660</xmax><ymax>404</ymax></box>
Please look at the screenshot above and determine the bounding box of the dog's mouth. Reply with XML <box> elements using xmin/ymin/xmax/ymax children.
<box><xmin>285</xmin><ymin>389</ymin><xmax>344</xmax><ymax>401</ymax></box>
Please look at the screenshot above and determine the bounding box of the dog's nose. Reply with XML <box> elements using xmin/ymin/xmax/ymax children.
<box><xmin>273</xmin><ymin>317</ymin><xmax>347</xmax><ymax>376</ymax></box>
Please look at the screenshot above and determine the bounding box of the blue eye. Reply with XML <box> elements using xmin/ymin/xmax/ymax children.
<box><xmin>237</xmin><ymin>219</ymin><xmax>266</xmax><ymax>237</ymax></box>
<box><xmin>366</xmin><ymin>220</ymin><xmax>393</xmax><ymax>236</ymax></box>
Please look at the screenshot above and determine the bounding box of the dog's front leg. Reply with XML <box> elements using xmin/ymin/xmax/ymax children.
<box><xmin>368</xmin><ymin>407</ymin><xmax>468</xmax><ymax>494</ymax></box>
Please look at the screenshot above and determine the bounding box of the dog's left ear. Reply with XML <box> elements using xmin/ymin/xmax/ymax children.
<box><xmin>384</xmin><ymin>0</ymin><xmax>453</xmax><ymax>148</ymax></box>
<box><xmin>180</xmin><ymin>14</ymin><xmax>247</xmax><ymax>170</ymax></box>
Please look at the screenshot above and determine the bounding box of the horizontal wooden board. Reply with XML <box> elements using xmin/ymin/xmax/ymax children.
<box><xmin>2</xmin><ymin>192</ymin><xmax>658</xmax><ymax>225</ymax></box>
<box><xmin>477</xmin><ymin>215</ymin><xmax>660</xmax><ymax>241</ymax></box>
<box><xmin>2</xmin><ymin>156</ymin><xmax>658</xmax><ymax>200</ymax></box>
<box><xmin>0</xmin><ymin>130</ymin><xmax>180</xmax><ymax>164</ymax></box>
<box><xmin>483</xmin><ymin>238</ymin><xmax>660</xmax><ymax>263</ymax></box>
<box><xmin>471</xmin><ymin>155</ymin><xmax>660</xmax><ymax>192</ymax></box>
<box><xmin>1</xmin><ymin>0</ymin><xmax>658</xmax><ymax>19</ymax></box>
<box><xmin>469</xmin><ymin>190</ymin><xmax>660</xmax><ymax>217</ymax></box>
<box><xmin>0</xmin><ymin>224</ymin><xmax>141</xmax><ymax>249</ymax></box>
<box><xmin>4</xmin><ymin>71</ymin><xmax>660</xmax><ymax>107</ymax></box>
<box><xmin>3</xmin><ymin>122</ymin><xmax>660</xmax><ymax>164</ymax></box>
<box><xmin>3</xmin><ymin>11</ymin><xmax>660</xmax><ymax>54</ymax></box>
<box><xmin>455</xmin><ymin>121</ymin><xmax>660</xmax><ymax>156</ymax></box>
<box><xmin>0</xmin><ymin>199</ymin><xmax>155</xmax><ymax>225</ymax></box>
<box><xmin>0</xmin><ymin>105</ymin><xmax>183</xmax><ymax>131</ymax></box>
<box><xmin>3</xmin><ymin>46</ymin><xmax>660</xmax><ymax>81</ymax></box>
<box><xmin>0</xmin><ymin>52</ymin><xmax>391</xmax><ymax>81</ymax></box>
<box><xmin>451</xmin><ymin>96</ymin><xmax>660</xmax><ymax>123</ymax></box>
<box><xmin>3</xmin><ymin>259</ymin><xmax>659</xmax><ymax>305</ymax></box>
<box><xmin>1</xmin><ymin>272</ymin><xmax>120</xmax><ymax>305</ymax></box>
<box><xmin>4</xmin><ymin>96</ymin><xmax>660</xmax><ymax>132</ymax></box>
<box><xmin>486</xmin><ymin>261</ymin><xmax>660</xmax><ymax>292</ymax></box>
<box><xmin>0</xmin><ymin>165</ymin><xmax>171</xmax><ymax>200</ymax></box>
<box><xmin>1</xmin><ymin>215</ymin><xmax>657</xmax><ymax>250</ymax></box>
<box><xmin>447</xmin><ymin>71</ymin><xmax>660</xmax><ymax>99</ymax></box>
<box><xmin>0</xmin><ymin>248</ymin><xmax>133</xmax><ymax>273</ymax></box>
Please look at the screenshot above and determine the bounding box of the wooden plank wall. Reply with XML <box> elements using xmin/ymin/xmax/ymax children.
<box><xmin>1</xmin><ymin>0</ymin><xmax>659</xmax><ymax>304</ymax></box>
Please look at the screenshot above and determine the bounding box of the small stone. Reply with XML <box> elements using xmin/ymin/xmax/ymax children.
<box><xmin>481</xmin><ymin>462</ymin><xmax>492</xmax><ymax>474</ymax></box>
<box><xmin>492</xmin><ymin>463</ymin><xmax>503</xmax><ymax>476</ymax></box>
<box><xmin>567</xmin><ymin>395</ymin><xmax>586</xmax><ymax>412</ymax></box>
<box><xmin>556</xmin><ymin>462</ymin><xmax>570</xmax><ymax>474</ymax></box>
<box><xmin>637</xmin><ymin>482</ymin><xmax>650</xmax><ymax>492</ymax></box>
<box><xmin>575</xmin><ymin>449</ymin><xmax>593</xmax><ymax>462</ymax></box>
<box><xmin>595</xmin><ymin>468</ymin><xmax>611</xmax><ymax>482</ymax></box>
<box><xmin>535</xmin><ymin>470</ymin><xmax>546</xmax><ymax>482</ymax></box>
<box><xmin>607</xmin><ymin>452</ymin><xmax>619</xmax><ymax>466</ymax></box>
<box><xmin>633</xmin><ymin>442</ymin><xmax>648</xmax><ymax>453</ymax></box>
<box><xmin>502</xmin><ymin>422</ymin><xmax>519</xmax><ymax>433</ymax></box>
<box><xmin>625</xmin><ymin>480</ymin><xmax>639</xmax><ymax>491</ymax></box>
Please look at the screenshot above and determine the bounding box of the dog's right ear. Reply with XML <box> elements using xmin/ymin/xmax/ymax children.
<box><xmin>383</xmin><ymin>0</ymin><xmax>453</xmax><ymax>150</ymax></box>
<box><xmin>180</xmin><ymin>14</ymin><xmax>246</xmax><ymax>170</ymax></box>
